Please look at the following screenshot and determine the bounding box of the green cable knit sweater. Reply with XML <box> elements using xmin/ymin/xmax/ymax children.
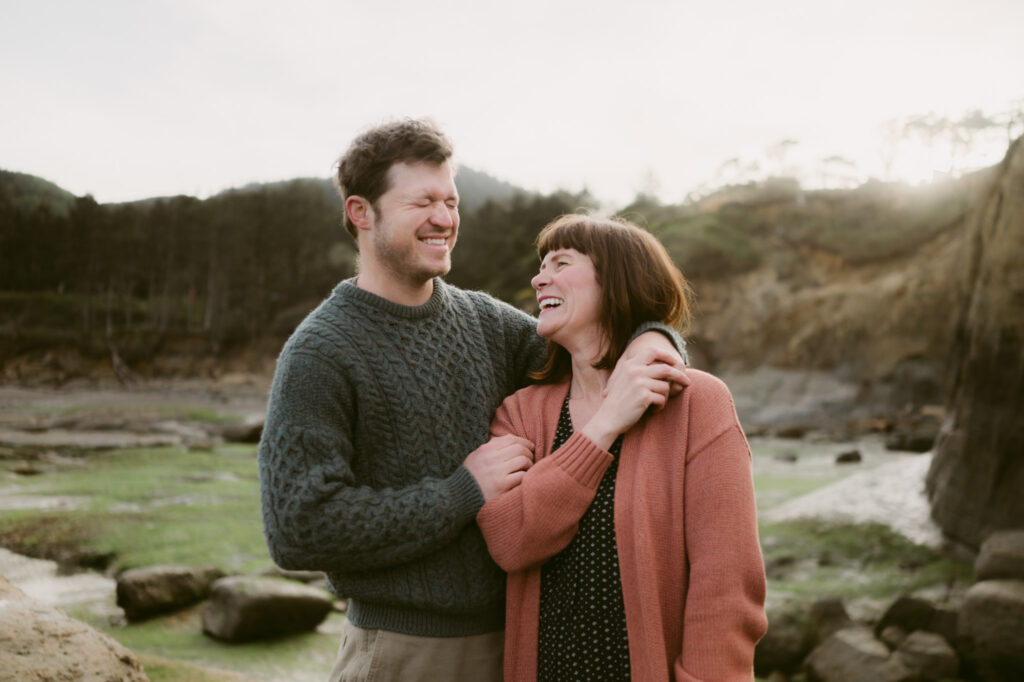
<box><xmin>258</xmin><ymin>277</ymin><xmax>545</xmax><ymax>636</ymax></box>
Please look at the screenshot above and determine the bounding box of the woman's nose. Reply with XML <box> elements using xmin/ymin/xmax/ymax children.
<box><xmin>531</xmin><ymin>271</ymin><xmax>547</xmax><ymax>290</ymax></box>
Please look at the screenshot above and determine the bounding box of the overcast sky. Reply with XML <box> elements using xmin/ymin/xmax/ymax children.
<box><xmin>2</xmin><ymin>0</ymin><xmax>1022</xmax><ymax>206</ymax></box>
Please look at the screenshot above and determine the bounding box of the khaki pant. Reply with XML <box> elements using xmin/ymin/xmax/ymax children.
<box><xmin>328</xmin><ymin>619</ymin><xmax>503</xmax><ymax>682</ymax></box>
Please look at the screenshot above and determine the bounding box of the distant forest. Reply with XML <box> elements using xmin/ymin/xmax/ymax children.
<box><xmin>0</xmin><ymin>162</ymin><xmax>980</xmax><ymax>372</ymax></box>
<box><xmin>0</xmin><ymin>167</ymin><xmax>595</xmax><ymax>364</ymax></box>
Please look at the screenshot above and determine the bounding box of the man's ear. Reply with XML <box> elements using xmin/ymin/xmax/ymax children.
<box><xmin>346</xmin><ymin>196</ymin><xmax>373</xmax><ymax>232</ymax></box>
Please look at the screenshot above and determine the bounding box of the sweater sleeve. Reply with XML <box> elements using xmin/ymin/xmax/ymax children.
<box><xmin>500</xmin><ymin>301</ymin><xmax>546</xmax><ymax>390</ymax></box>
<box><xmin>628</xmin><ymin>321</ymin><xmax>689</xmax><ymax>366</ymax></box>
<box><xmin>477</xmin><ymin>395</ymin><xmax>614</xmax><ymax>571</ymax></box>
<box><xmin>675</xmin><ymin>420</ymin><xmax>768</xmax><ymax>681</ymax></box>
<box><xmin>258</xmin><ymin>345</ymin><xmax>484</xmax><ymax>574</ymax></box>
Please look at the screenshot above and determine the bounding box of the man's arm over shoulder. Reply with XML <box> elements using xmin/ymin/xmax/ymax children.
<box><xmin>258</xmin><ymin>343</ymin><xmax>483</xmax><ymax>574</ymax></box>
<box><xmin>466</xmin><ymin>290</ymin><xmax>544</xmax><ymax>391</ymax></box>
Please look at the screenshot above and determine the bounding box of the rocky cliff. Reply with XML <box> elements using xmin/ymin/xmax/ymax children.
<box><xmin>682</xmin><ymin>170</ymin><xmax>995</xmax><ymax>433</ymax></box>
<box><xmin>925</xmin><ymin>138</ymin><xmax>1024</xmax><ymax>549</ymax></box>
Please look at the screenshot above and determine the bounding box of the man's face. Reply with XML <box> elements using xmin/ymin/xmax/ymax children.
<box><xmin>367</xmin><ymin>161</ymin><xmax>460</xmax><ymax>289</ymax></box>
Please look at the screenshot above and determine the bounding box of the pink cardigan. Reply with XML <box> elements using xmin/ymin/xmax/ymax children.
<box><xmin>477</xmin><ymin>370</ymin><xmax>767</xmax><ymax>681</ymax></box>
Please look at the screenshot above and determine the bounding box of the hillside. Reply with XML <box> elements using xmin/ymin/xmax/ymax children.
<box><xmin>0</xmin><ymin>169</ymin><xmax>77</xmax><ymax>218</ymax></box>
<box><xmin>0</xmin><ymin>144</ymin><xmax>1017</xmax><ymax>442</ymax></box>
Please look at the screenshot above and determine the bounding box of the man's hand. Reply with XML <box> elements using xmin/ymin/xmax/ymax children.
<box><xmin>618</xmin><ymin>331</ymin><xmax>689</xmax><ymax>396</ymax></box>
<box><xmin>464</xmin><ymin>435</ymin><xmax>534</xmax><ymax>501</ymax></box>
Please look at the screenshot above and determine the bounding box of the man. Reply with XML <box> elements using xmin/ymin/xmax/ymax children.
<box><xmin>258</xmin><ymin>118</ymin><xmax>687</xmax><ymax>681</ymax></box>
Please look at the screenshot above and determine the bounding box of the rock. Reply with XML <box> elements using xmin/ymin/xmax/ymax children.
<box><xmin>808</xmin><ymin>597</ymin><xmax>853</xmax><ymax>639</ymax></box>
<box><xmin>893</xmin><ymin>630</ymin><xmax>959</xmax><ymax>681</ymax></box>
<box><xmin>875</xmin><ymin>596</ymin><xmax>960</xmax><ymax>646</ymax></box>
<box><xmin>260</xmin><ymin>565</ymin><xmax>329</xmax><ymax>585</ymax></box>
<box><xmin>926</xmin><ymin>137</ymin><xmax>1024</xmax><ymax>550</ymax></box>
<box><xmin>202</xmin><ymin>575</ymin><xmax>333</xmax><ymax>642</ymax></box>
<box><xmin>775</xmin><ymin>423</ymin><xmax>811</xmax><ymax>439</ymax></box>
<box><xmin>975</xmin><ymin>529</ymin><xmax>1024</xmax><ymax>581</ymax></box>
<box><xmin>219</xmin><ymin>419</ymin><xmax>264</xmax><ymax>443</ymax></box>
<box><xmin>875</xmin><ymin>596</ymin><xmax>937</xmax><ymax>638</ymax></box>
<box><xmin>835</xmin><ymin>449</ymin><xmax>862</xmax><ymax>464</ymax></box>
<box><xmin>879</xmin><ymin>625</ymin><xmax>908</xmax><ymax>650</ymax></box>
<box><xmin>958</xmin><ymin>579</ymin><xmax>1024</xmax><ymax>679</ymax></box>
<box><xmin>0</xmin><ymin>575</ymin><xmax>149</xmax><ymax>681</ymax></box>
<box><xmin>803</xmin><ymin>626</ymin><xmax>914</xmax><ymax>682</ymax></box>
<box><xmin>116</xmin><ymin>564</ymin><xmax>225</xmax><ymax>621</ymax></box>
<box><xmin>885</xmin><ymin>411</ymin><xmax>941</xmax><ymax>453</ymax></box>
<box><xmin>754</xmin><ymin>609</ymin><xmax>815</xmax><ymax>676</ymax></box>
<box><xmin>928</xmin><ymin>606</ymin><xmax>959</xmax><ymax>645</ymax></box>
<box><xmin>773</xmin><ymin>451</ymin><xmax>799</xmax><ymax>463</ymax></box>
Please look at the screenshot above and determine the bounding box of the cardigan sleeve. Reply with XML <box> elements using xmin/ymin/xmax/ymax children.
<box><xmin>477</xmin><ymin>395</ymin><xmax>615</xmax><ymax>572</ymax></box>
<box><xmin>675</xmin><ymin>423</ymin><xmax>768</xmax><ymax>681</ymax></box>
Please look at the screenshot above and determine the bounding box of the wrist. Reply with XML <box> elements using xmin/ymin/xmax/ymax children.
<box><xmin>580</xmin><ymin>417</ymin><xmax>618</xmax><ymax>452</ymax></box>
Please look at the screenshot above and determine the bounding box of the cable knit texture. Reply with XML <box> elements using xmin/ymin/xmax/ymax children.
<box><xmin>478</xmin><ymin>370</ymin><xmax>768</xmax><ymax>681</ymax></box>
<box><xmin>258</xmin><ymin>277</ymin><xmax>545</xmax><ymax>636</ymax></box>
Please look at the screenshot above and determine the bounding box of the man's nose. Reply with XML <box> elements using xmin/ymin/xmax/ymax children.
<box><xmin>430</xmin><ymin>203</ymin><xmax>455</xmax><ymax>227</ymax></box>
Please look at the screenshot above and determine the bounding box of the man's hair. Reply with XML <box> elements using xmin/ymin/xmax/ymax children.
<box><xmin>334</xmin><ymin>118</ymin><xmax>454</xmax><ymax>241</ymax></box>
<box><xmin>530</xmin><ymin>214</ymin><xmax>692</xmax><ymax>384</ymax></box>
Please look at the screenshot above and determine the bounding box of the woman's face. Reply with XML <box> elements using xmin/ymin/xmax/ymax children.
<box><xmin>532</xmin><ymin>248</ymin><xmax>603</xmax><ymax>349</ymax></box>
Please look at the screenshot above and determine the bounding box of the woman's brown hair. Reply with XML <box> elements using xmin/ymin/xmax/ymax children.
<box><xmin>529</xmin><ymin>214</ymin><xmax>692</xmax><ymax>384</ymax></box>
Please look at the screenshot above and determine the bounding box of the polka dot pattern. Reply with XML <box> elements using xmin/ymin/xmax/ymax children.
<box><xmin>537</xmin><ymin>395</ymin><xmax>630</xmax><ymax>681</ymax></box>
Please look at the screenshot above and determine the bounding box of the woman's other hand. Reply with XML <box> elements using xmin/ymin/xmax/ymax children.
<box><xmin>581</xmin><ymin>353</ymin><xmax>683</xmax><ymax>449</ymax></box>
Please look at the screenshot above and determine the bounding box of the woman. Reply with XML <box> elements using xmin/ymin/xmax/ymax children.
<box><xmin>477</xmin><ymin>215</ymin><xmax>767</xmax><ymax>681</ymax></box>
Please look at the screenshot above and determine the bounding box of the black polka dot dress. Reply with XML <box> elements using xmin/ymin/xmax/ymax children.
<box><xmin>537</xmin><ymin>395</ymin><xmax>631</xmax><ymax>681</ymax></box>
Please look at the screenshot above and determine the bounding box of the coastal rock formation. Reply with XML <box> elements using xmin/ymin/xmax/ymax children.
<box><xmin>202</xmin><ymin>575</ymin><xmax>334</xmax><ymax>642</ymax></box>
<box><xmin>958</xmin><ymin>579</ymin><xmax>1024</xmax><ymax>679</ymax></box>
<box><xmin>803</xmin><ymin>626</ymin><xmax>913</xmax><ymax>682</ymax></box>
<box><xmin>116</xmin><ymin>564</ymin><xmax>225</xmax><ymax>621</ymax></box>
<box><xmin>892</xmin><ymin>630</ymin><xmax>959</xmax><ymax>680</ymax></box>
<box><xmin>926</xmin><ymin>137</ymin><xmax>1024</xmax><ymax>549</ymax></box>
<box><xmin>0</xmin><ymin>575</ymin><xmax>149</xmax><ymax>681</ymax></box>
<box><xmin>974</xmin><ymin>530</ymin><xmax>1024</xmax><ymax>581</ymax></box>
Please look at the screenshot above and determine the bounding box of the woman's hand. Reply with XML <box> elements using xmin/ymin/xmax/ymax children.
<box><xmin>581</xmin><ymin>353</ymin><xmax>683</xmax><ymax>449</ymax></box>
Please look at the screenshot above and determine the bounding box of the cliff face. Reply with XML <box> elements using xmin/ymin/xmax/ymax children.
<box><xmin>925</xmin><ymin>138</ymin><xmax>1024</xmax><ymax>549</ymax></box>
<box><xmin>683</xmin><ymin>173</ymin><xmax>993</xmax><ymax>430</ymax></box>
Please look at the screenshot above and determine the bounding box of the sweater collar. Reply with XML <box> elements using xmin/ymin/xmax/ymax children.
<box><xmin>335</xmin><ymin>276</ymin><xmax>449</xmax><ymax>319</ymax></box>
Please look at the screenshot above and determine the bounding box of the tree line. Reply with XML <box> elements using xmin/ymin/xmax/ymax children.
<box><xmin>0</xmin><ymin>170</ymin><xmax>587</xmax><ymax>362</ymax></box>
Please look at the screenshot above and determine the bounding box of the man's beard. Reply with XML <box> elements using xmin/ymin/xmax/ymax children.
<box><xmin>372</xmin><ymin>221</ymin><xmax>451</xmax><ymax>288</ymax></box>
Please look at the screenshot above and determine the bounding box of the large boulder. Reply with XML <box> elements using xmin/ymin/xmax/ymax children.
<box><xmin>958</xmin><ymin>579</ymin><xmax>1024</xmax><ymax>680</ymax></box>
<box><xmin>893</xmin><ymin>630</ymin><xmax>959</xmax><ymax>680</ymax></box>
<box><xmin>926</xmin><ymin>137</ymin><xmax>1024</xmax><ymax>550</ymax></box>
<box><xmin>808</xmin><ymin>597</ymin><xmax>853</xmax><ymax>639</ymax></box>
<box><xmin>974</xmin><ymin>529</ymin><xmax>1024</xmax><ymax>581</ymax></box>
<box><xmin>874</xmin><ymin>596</ymin><xmax>950</xmax><ymax>640</ymax></box>
<box><xmin>116</xmin><ymin>564</ymin><xmax>225</xmax><ymax>621</ymax></box>
<box><xmin>754</xmin><ymin>609</ymin><xmax>815</xmax><ymax>676</ymax></box>
<box><xmin>0</xmin><ymin>575</ymin><xmax>149</xmax><ymax>681</ymax></box>
<box><xmin>803</xmin><ymin>626</ymin><xmax>913</xmax><ymax>682</ymax></box>
<box><xmin>885</xmin><ymin>410</ymin><xmax>941</xmax><ymax>452</ymax></box>
<box><xmin>219</xmin><ymin>418</ymin><xmax>264</xmax><ymax>444</ymax></box>
<box><xmin>202</xmin><ymin>575</ymin><xmax>334</xmax><ymax>642</ymax></box>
